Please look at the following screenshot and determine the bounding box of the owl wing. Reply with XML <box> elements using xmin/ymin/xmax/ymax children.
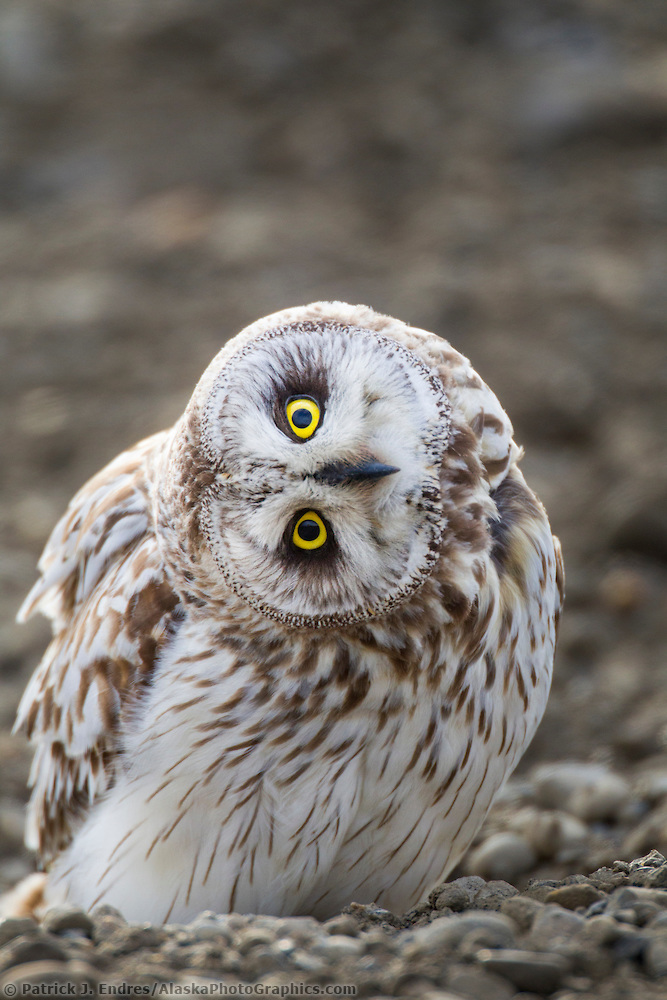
<box><xmin>15</xmin><ymin>432</ymin><xmax>181</xmax><ymax>861</ymax></box>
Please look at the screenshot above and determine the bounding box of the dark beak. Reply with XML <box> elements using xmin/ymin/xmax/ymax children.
<box><xmin>313</xmin><ymin>459</ymin><xmax>400</xmax><ymax>485</ymax></box>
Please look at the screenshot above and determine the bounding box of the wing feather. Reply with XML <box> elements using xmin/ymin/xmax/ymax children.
<box><xmin>15</xmin><ymin>431</ymin><xmax>181</xmax><ymax>860</ymax></box>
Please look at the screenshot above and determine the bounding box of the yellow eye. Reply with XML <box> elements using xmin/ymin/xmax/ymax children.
<box><xmin>286</xmin><ymin>396</ymin><xmax>321</xmax><ymax>439</ymax></box>
<box><xmin>292</xmin><ymin>511</ymin><xmax>327</xmax><ymax>550</ymax></box>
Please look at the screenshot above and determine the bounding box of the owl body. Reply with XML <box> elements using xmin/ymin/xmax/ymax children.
<box><xmin>15</xmin><ymin>302</ymin><xmax>563</xmax><ymax>922</ymax></box>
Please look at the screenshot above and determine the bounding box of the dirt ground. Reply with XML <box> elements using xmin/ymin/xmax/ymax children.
<box><xmin>1</xmin><ymin>0</ymin><xmax>666</xmax><ymax>902</ymax></box>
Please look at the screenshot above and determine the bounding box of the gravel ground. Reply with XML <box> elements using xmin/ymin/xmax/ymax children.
<box><xmin>5</xmin><ymin>849</ymin><xmax>667</xmax><ymax>998</ymax></box>
<box><xmin>1</xmin><ymin>0</ymin><xmax>667</xmax><ymax>997</ymax></box>
<box><xmin>6</xmin><ymin>757</ymin><xmax>667</xmax><ymax>996</ymax></box>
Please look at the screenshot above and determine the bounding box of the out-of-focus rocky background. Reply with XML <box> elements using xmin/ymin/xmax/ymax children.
<box><xmin>1</xmin><ymin>0</ymin><xmax>666</xmax><ymax>914</ymax></box>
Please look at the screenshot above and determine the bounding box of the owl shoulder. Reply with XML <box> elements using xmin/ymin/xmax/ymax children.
<box><xmin>15</xmin><ymin>431</ymin><xmax>183</xmax><ymax>859</ymax></box>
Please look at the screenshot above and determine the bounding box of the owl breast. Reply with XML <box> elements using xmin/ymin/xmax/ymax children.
<box><xmin>46</xmin><ymin>464</ymin><xmax>558</xmax><ymax>921</ymax></box>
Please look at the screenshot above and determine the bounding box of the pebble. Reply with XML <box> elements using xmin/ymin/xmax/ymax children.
<box><xmin>522</xmin><ymin>879</ymin><xmax>563</xmax><ymax>903</ymax></box>
<box><xmin>446</xmin><ymin>964</ymin><xmax>516</xmax><ymax>1000</ymax></box>
<box><xmin>362</xmin><ymin>928</ymin><xmax>398</xmax><ymax>956</ymax></box>
<box><xmin>420</xmin><ymin>993</ymin><xmax>475</xmax><ymax>1000</ymax></box>
<box><xmin>533</xmin><ymin>762</ymin><xmax>632</xmax><ymax>821</ymax></box>
<box><xmin>629</xmin><ymin>850</ymin><xmax>667</xmax><ymax>882</ymax></box>
<box><xmin>511</xmin><ymin>807</ymin><xmax>590</xmax><ymax>860</ymax></box>
<box><xmin>343</xmin><ymin>901</ymin><xmax>403</xmax><ymax>930</ymax></box>
<box><xmin>430</xmin><ymin>875</ymin><xmax>486</xmax><ymax>911</ymax></box>
<box><xmin>528</xmin><ymin>904</ymin><xmax>586</xmax><ymax>950</ymax></box>
<box><xmin>311</xmin><ymin>933</ymin><xmax>364</xmax><ymax>958</ymax></box>
<box><xmin>96</xmin><ymin>923</ymin><xmax>166</xmax><ymax>955</ymax></box>
<box><xmin>500</xmin><ymin>896</ymin><xmax>545</xmax><ymax>931</ymax></box>
<box><xmin>587</xmin><ymin>866</ymin><xmax>629</xmax><ymax>893</ymax></box>
<box><xmin>405</xmin><ymin>912</ymin><xmax>517</xmax><ymax>958</ymax></box>
<box><xmin>289</xmin><ymin>948</ymin><xmax>326</xmax><ymax>973</ymax></box>
<box><xmin>0</xmin><ymin>918</ymin><xmax>36</xmax><ymax>948</ymax></box>
<box><xmin>467</xmin><ymin>832</ymin><xmax>537</xmax><ymax>882</ymax></box>
<box><xmin>91</xmin><ymin>904</ymin><xmax>127</xmax><ymax>945</ymax></box>
<box><xmin>271</xmin><ymin>936</ymin><xmax>296</xmax><ymax>956</ymax></box>
<box><xmin>476</xmin><ymin>947</ymin><xmax>571</xmax><ymax>993</ymax></box>
<box><xmin>459</xmin><ymin>922</ymin><xmax>518</xmax><ymax>958</ymax></box>
<box><xmin>236</xmin><ymin>927</ymin><xmax>276</xmax><ymax>953</ymax></box>
<box><xmin>569</xmin><ymin>773</ymin><xmax>633</xmax><ymax>823</ymax></box>
<box><xmin>272</xmin><ymin>916</ymin><xmax>322</xmax><ymax>942</ymax></box>
<box><xmin>0</xmin><ymin>932</ymin><xmax>68</xmax><ymax>971</ymax></box>
<box><xmin>474</xmin><ymin>880</ymin><xmax>520</xmax><ymax>910</ymax></box>
<box><xmin>637</xmin><ymin>771</ymin><xmax>667</xmax><ymax>805</ymax></box>
<box><xmin>643</xmin><ymin>933</ymin><xmax>667</xmax><ymax>977</ymax></box>
<box><xmin>612</xmin><ymin>931</ymin><xmax>650</xmax><ymax>963</ymax></box>
<box><xmin>608</xmin><ymin>885</ymin><xmax>667</xmax><ymax>912</ymax></box>
<box><xmin>545</xmin><ymin>882</ymin><xmax>603</xmax><ymax>909</ymax></box>
<box><xmin>321</xmin><ymin>913</ymin><xmax>359</xmax><ymax>936</ymax></box>
<box><xmin>0</xmin><ymin>960</ymin><xmax>99</xmax><ymax>994</ymax></box>
<box><xmin>0</xmin><ymin>2</ymin><xmax>73</xmax><ymax>105</ymax></box>
<box><xmin>245</xmin><ymin>944</ymin><xmax>282</xmax><ymax>975</ymax></box>
<box><xmin>41</xmin><ymin>905</ymin><xmax>95</xmax><ymax>937</ymax></box>
<box><xmin>185</xmin><ymin>918</ymin><xmax>234</xmax><ymax>944</ymax></box>
<box><xmin>585</xmin><ymin>914</ymin><xmax>632</xmax><ymax>946</ymax></box>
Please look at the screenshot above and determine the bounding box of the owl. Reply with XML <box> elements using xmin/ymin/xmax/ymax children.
<box><xmin>13</xmin><ymin>301</ymin><xmax>563</xmax><ymax>923</ymax></box>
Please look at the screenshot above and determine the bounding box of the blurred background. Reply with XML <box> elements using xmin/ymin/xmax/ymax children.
<box><xmin>0</xmin><ymin>0</ymin><xmax>666</xmax><ymax>890</ymax></box>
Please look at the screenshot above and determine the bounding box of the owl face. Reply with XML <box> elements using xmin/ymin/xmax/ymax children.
<box><xmin>189</xmin><ymin>320</ymin><xmax>451</xmax><ymax>628</ymax></box>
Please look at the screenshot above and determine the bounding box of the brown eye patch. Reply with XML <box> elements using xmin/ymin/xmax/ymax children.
<box><xmin>271</xmin><ymin>367</ymin><xmax>329</xmax><ymax>441</ymax></box>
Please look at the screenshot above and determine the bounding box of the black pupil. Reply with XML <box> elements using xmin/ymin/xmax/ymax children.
<box><xmin>292</xmin><ymin>408</ymin><xmax>313</xmax><ymax>429</ymax></box>
<box><xmin>297</xmin><ymin>519</ymin><xmax>320</xmax><ymax>542</ymax></box>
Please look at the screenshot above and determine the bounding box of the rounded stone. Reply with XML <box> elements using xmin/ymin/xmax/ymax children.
<box><xmin>459</xmin><ymin>922</ymin><xmax>518</xmax><ymax>958</ymax></box>
<box><xmin>545</xmin><ymin>883</ymin><xmax>603</xmax><ymax>910</ymax></box>
<box><xmin>362</xmin><ymin>929</ymin><xmax>399</xmax><ymax>956</ymax></box>
<box><xmin>610</xmin><ymin>886</ymin><xmax>667</xmax><ymax>911</ymax></box>
<box><xmin>430</xmin><ymin>875</ymin><xmax>487</xmax><ymax>912</ymax></box>
<box><xmin>420</xmin><ymin>993</ymin><xmax>477</xmax><ymax>1000</ymax></box>
<box><xmin>431</xmin><ymin>882</ymin><xmax>474</xmax><ymax>912</ymax></box>
<box><xmin>447</xmin><ymin>963</ymin><xmax>516</xmax><ymax>1000</ymax></box>
<box><xmin>0</xmin><ymin>960</ymin><xmax>99</xmax><ymax>994</ymax></box>
<box><xmin>236</xmin><ymin>927</ymin><xmax>277</xmax><ymax>954</ymax></box>
<box><xmin>644</xmin><ymin>934</ymin><xmax>667</xmax><ymax>979</ymax></box>
<box><xmin>189</xmin><ymin>921</ymin><xmax>234</xmax><ymax>943</ymax></box>
<box><xmin>533</xmin><ymin>762</ymin><xmax>631</xmax><ymax>821</ymax></box>
<box><xmin>584</xmin><ymin>914</ymin><xmax>632</xmax><ymax>946</ymax></box>
<box><xmin>41</xmin><ymin>905</ymin><xmax>95</xmax><ymax>937</ymax></box>
<box><xmin>568</xmin><ymin>773</ymin><xmax>632</xmax><ymax>822</ymax></box>
<box><xmin>0</xmin><ymin>919</ymin><xmax>37</xmax><ymax>948</ymax></box>
<box><xmin>0</xmin><ymin>932</ymin><xmax>68</xmax><ymax>969</ymax></box>
<box><xmin>522</xmin><ymin>809</ymin><xmax>589</xmax><ymax>860</ymax></box>
<box><xmin>273</xmin><ymin>916</ymin><xmax>328</xmax><ymax>942</ymax></box>
<box><xmin>290</xmin><ymin>949</ymin><xmax>326</xmax><ymax>973</ymax></box>
<box><xmin>474</xmin><ymin>880</ymin><xmax>520</xmax><ymax>911</ymax></box>
<box><xmin>499</xmin><ymin>896</ymin><xmax>545</xmax><ymax>932</ymax></box>
<box><xmin>321</xmin><ymin>914</ymin><xmax>360</xmax><ymax>936</ymax></box>
<box><xmin>91</xmin><ymin>907</ymin><xmax>127</xmax><ymax>945</ymax></box>
<box><xmin>477</xmin><ymin>947</ymin><xmax>570</xmax><ymax>993</ymax></box>
<box><xmin>405</xmin><ymin>912</ymin><xmax>517</xmax><ymax>958</ymax></box>
<box><xmin>529</xmin><ymin>904</ymin><xmax>587</xmax><ymax>948</ymax></box>
<box><xmin>467</xmin><ymin>832</ymin><xmax>537</xmax><ymax>882</ymax></box>
<box><xmin>312</xmin><ymin>933</ymin><xmax>364</xmax><ymax>958</ymax></box>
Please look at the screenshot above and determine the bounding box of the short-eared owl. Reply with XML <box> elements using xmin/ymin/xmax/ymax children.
<box><xmin>15</xmin><ymin>302</ymin><xmax>563</xmax><ymax>922</ymax></box>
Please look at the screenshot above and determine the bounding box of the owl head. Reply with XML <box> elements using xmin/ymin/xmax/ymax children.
<box><xmin>157</xmin><ymin>302</ymin><xmax>515</xmax><ymax>629</ymax></box>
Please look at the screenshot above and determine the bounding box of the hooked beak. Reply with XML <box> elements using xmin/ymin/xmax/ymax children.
<box><xmin>313</xmin><ymin>458</ymin><xmax>400</xmax><ymax>486</ymax></box>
